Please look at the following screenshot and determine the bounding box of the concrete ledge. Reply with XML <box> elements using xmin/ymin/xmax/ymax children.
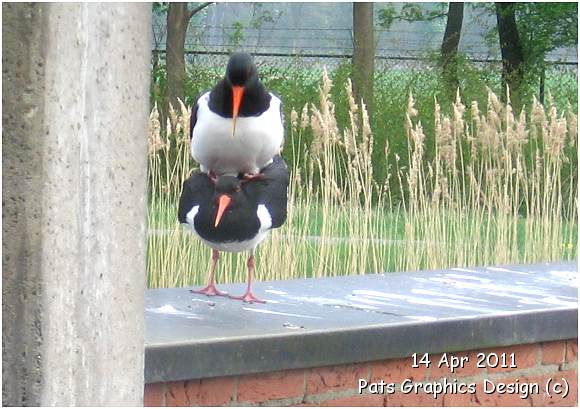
<box><xmin>145</xmin><ymin>262</ymin><xmax>577</xmax><ymax>383</ymax></box>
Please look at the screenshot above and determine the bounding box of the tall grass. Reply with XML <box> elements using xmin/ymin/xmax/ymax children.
<box><xmin>147</xmin><ymin>71</ymin><xmax>577</xmax><ymax>289</ymax></box>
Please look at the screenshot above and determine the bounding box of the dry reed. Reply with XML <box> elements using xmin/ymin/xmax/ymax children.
<box><xmin>147</xmin><ymin>76</ymin><xmax>577</xmax><ymax>288</ymax></box>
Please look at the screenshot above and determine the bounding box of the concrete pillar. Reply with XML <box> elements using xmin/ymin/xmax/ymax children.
<box><xmin>2</xmin><ymin>3</ymin><xmax>151</xmax><ymax>406</ymax></box>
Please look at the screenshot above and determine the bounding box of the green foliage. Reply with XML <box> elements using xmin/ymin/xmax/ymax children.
<box><xmin>249</xmin><ymin>3</ymin><xmax>283</xmax><ymax>29</ymax></box>
<box><xmin>477</xmin><ymin>3</ymin><xmax>577</xmax><ymax>83</ymax></box>
<box><xmin>515</xmin><ymin>3</ymin><xmax>577</xmax><ymax>58</ymax></box>
<box><xmin>224</xmin><ymin>22</ymin><xmax>245</xmax><ymax>49</ymax></box>
<box><xmin>152</xmin><ymin>2</ymin><xmax>169</xmax><ymax>15</ymax></box>
<box><xmin>378</xmin><ymin>3</ymin><xmax>577</xmax><ymax>108</ymax></box>
<box><xmin>377</xmin><ymin>3</ymin><xmax>448</xmax><ymax>29</ymax></box>
<box><xmin>217</xmin><ymin>4</ymin><xmax>284</xmax><ymax>51</ymax></box>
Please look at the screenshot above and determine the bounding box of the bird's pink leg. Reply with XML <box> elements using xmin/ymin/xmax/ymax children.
<box><xmin>229</xmin><ymin>254</ymin><xmax>265</xmax><ymax>303</ymax></box>
<box><xmin>191</xmin><ymin>249</ymin><xmax>227</xmax><ymax>297</ymax></box>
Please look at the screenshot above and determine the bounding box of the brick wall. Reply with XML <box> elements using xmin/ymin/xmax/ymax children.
<box><xmin>144</xmin><ymin>339</ymin><xmax>577</xmax><ymax>407</ymax></box>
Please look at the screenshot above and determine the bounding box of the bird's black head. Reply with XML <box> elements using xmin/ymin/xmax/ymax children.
<box><xmin>225</xmin><ymin>52</ymin><xmax>258</xmax><ymax>87</ymax></box>
<box><xmin>223</xmin><ymin>53</ymin><xmax>260</xmax><ymax>136</ymax></box>
<box><xmin>214</xmin><ymin>175</ymin><xmax>243</xmax><ymax>196</ymax></box>
<box><xmin>211</xmin><ymin>175</ymin><xmax>244</xmax><ymax>228</ymax></box>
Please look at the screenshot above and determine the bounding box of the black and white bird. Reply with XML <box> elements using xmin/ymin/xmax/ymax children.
<box><xmin>178</xmin><ymin>155</ymin><xmax>289</xmax><ymax>303</ymax></box>
<box><xmin>189</xmin><ymin>52</ymin><xmax>284</xmax><ymax>176</ymax></box>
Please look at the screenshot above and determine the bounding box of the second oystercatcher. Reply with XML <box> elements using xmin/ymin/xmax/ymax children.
<box><xmin>178</xmin><ymin>155</ymin><xmax>289</xmax><ymax>303</ymax></box>
<box><xmin>190</xmin><ymin>52</ymin><xmax>284</xmax><ymax>176</ymax></box>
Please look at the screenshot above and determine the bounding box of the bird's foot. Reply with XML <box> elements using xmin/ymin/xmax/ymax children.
<box><xmin>190</xmin><ymin>284</ymin><xmax>227</xmax><ymax>297</ymax></box>
<box><xmin>241</xmin><ymin>173</ymin><xmax>264</xmax><ymax>182</ymax></box>
<box><xmin>229</xmin><ymin>291</ymin><xmax>266</xmax><ymax>304</ymax></box>
<box><xmin>207</xmin><ymin>170</ymin><xmax>218</xmax><ymax>184</ymax></box>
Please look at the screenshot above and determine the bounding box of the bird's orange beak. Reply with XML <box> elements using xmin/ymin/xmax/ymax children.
<box><xmin>214</xmin><ymin>194</ymin><xmax>232</xmax><ymax>227</ymax></box>
<box><xmin>231</xmin><ymin>85</ymin><xmax>244</xmax><ymax>136</ymax></box>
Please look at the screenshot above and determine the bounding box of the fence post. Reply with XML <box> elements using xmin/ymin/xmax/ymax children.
<box><xmin>2</xmin><ymin>3</ymin><xmax>151</xmax><ymax>405</ymax></box>
<box><xmin>539</xmin><ymin>62</ymin><xmax>546</xmax><ymax>104</ymax></box>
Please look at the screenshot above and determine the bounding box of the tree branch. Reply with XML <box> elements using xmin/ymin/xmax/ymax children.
<box><xmin>187</xmin><ymin>2</ymin><xmax>213</xmax><ymax>21</ymax></box>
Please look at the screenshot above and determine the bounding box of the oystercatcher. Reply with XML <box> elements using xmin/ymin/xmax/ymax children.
<box><xmin>189</xmin><ymin>52</ymin><xmax>284</xmax><ymax>176</ymax></box>
<box><xmin>178</xmin><ymin>155</ymin><xmax>289</xmax><ymax>303</ymax></box>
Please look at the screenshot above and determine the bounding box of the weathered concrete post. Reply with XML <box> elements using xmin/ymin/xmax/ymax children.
<box><xmin>3</xmin><ymin>3</ymin><xmax>151</xmax><ymax>406</ymax></box>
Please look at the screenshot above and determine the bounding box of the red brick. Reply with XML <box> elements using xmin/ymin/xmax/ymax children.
<box><xmin>165</xmin><ymin>380</ymin><xmax>197</xmax><ymax>406</ymax></box>
<box><xmin>467</xmin><ymin>379</ymin><xmax>532</xmax><ymax>407</ymax></box>
<box><xmin>144</xmin><ymin>382</ymin><xmax>165</xmax><ymax>407</ymax></box>
<box><xmin>320</xmin><ymin>394</ymin><xmax>385</xmax><ymax>406</ymax></box>
<box><xmin>371</xmin><ymin>357</ymin><xmax>426</xmax><ymax>384</ymax></box>
<box><xmin>237</xmin><ymin>369</ymin><xmax>305</xmax><ymax>404</ymax></box>
<box><xmin>528</xmin><ymin>369</ymin><xmax>578</xmax><ymax>407</ymax></box>
<box><xmin>565</xmin><ymin>339</ymin><xmax>578</xmax><ymax>364</ymax></box>
<box><xmin>482</xmin><ymin>344</ymin><xmax>538</xmax><ymax>373</ymax></box>
<box><xmin>542</xmin><ymin>341</ymin><xmax>567</xmax><ymax>366</ymax></box>
<box><xmin>306</xmin><ymin>363</ymin><xmax>369</xmax><ymax>395</ymax></box>
<box><xmin>443</xmin><ymin>390</ymin><xmax>477</xmax><ymax>407</ymax></box>
<box><xmin>455</xmin><ymin>370</ymin><xmax>579</xmax><ymax>407</ymax></box>
<box><xmin>387</xmin><ymin>391</ymin><xmax>443</xmax><ymax>406</ymax></box>
<box><xmin>429</xmin><ymin>351</ymin><xmax>482</xmax><ymax>380</ymax></box>
<box><xmin>197</xmin><ymin>376</ymin><xmax>236</xmax><ymax>406</ymax></box>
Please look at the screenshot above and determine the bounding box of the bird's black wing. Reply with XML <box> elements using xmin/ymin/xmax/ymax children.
<box><xmin>252</xmin><ymin>155</ymin><xmax>289</xmax><ymax>228</ymax></box>
<box><xmin>177</xmin><ymin>172</ymin><xmax>213</xmax><ymax>224</ymax></box>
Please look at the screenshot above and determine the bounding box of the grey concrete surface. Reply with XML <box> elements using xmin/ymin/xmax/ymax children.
<box><xmin>145</xmin><ymin>262</ymin><xmax>578</xmax><ymax>383</ymax></box>
<box><xmin>3</xmin><ymin>3</ymin><xmax>151</xmax><ymax>406</ymax></box>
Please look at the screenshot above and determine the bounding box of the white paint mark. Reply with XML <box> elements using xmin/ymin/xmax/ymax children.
<box><xmin>265</xmin><ymin>289</ymin><xmax>287</xmax><ymax>295</ymax></box>
<box><xmin>347</xmin><ymin>295</ymin><xmax>396</xmax><ymax>307</ymax></box>
<box><xmin>191</xmin><ymin>298</ymin><xmax>218</xmax><ymax>304</ymax></box>
<box><xmin>147</xmin><ymin>304</ymin><xmax>202</xmax><ymax>319</ymax></box>
<box><xmin>352</xmin><ymin>290</ymin><xmax>499</xmax><ymax>313</ymax></box>
<box><xmin>285</xmin><ymin>295</ymin><xmax>380</xmax><ymax>310</ymax></box>
<box><xmin>451</xmin><ymin>267</ymin><xmax>479</xmax><ymax>273</ymax></box>
<box><xmin>283</xmin><ymin>322</ymin><xmax>305</xmax><ymax>329</ymax></box>
<box><xmin>539</xmin><ymin>296</ymin><xmax>578</xmax><ymax>307</ymax></box>
<box><xmin>411</xmin><ymin>288</ymin><xmax>491</xmax><ymax>303</ymax></box>
<box><xmin>487</xmin><ymin>267</ymin><xmax>528</xmax><ymax>274</ymax></box>
<box><xmin>548</xmin><ymin>270</ymin><xmax>578</xmax><ymax>287</ymax></box>
<box><xmin>242</xmin><ymin>307</ymin><xmax>321</xmax><ymax>319</ymax></box>
<box><xmin>518</xmin><ymin>299</ymin><xmax>545</xmax><ymax>305</ymax></box>
<box><xmin>407</xmin><ymin>315</ymin><xmax>438</xmax><ymax>322</ymax></box>
<box><xmin>445</xmin><ymin>273</ymin><xmax>492</xmax><ymax>283</ymax></box>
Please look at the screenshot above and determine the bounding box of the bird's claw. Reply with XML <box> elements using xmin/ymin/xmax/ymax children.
<box><xmin>229</xmin><ymin>291</ymin><xmax>265</xmax><ymax>303</ymax></box>
<box><xmin>190</xmin><ymin>284</ymin><xmax>227</xmax><ymax>297</ymax></box>
<box><xmin>241</xmin><ymin>173</ymin><xmax>264</xmax><ymax>182</ymax></box>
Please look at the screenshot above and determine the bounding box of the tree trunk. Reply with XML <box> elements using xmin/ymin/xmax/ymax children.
<box><xmin>495</xmin><ymin>2</ymin><xmax>525</xmax><ymax>106</ymax></box>
<box><xmin>440</xmin><ymin>2</ymin><xmax>464</xmax><ymax>93</ymax></box>
<box><xmin>166</xmin><ymin>3</ymin><xmax>189</xmax><ymax>111</ymax></box>
<box><xmin>352</xmin><ymin>2</ymin><xmax>375</xmax><ymax>116</ymax></box>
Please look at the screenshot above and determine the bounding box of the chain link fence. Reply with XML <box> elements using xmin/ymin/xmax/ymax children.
<box><xmin>152</xmin><ymin>48</ymin><xmax>577</xmax><ymax>105</ymax></box>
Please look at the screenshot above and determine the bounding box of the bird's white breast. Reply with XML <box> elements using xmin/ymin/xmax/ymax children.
<box><xmin>190</xmin><ymin>92</ymin><xmax>284</xmax><ymax>175</ymax></box>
